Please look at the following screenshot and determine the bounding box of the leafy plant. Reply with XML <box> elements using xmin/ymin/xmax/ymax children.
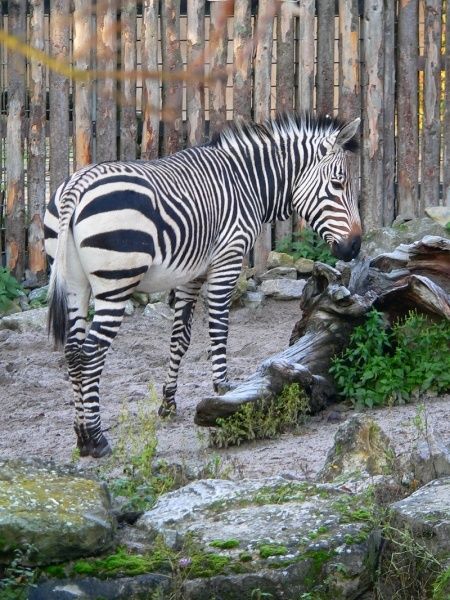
<box><xmin>275</xmin><ymin>227</ymin><xmax>337</xmax><ymax>266</ymax></box>
<box><xmin>209</xmin><ymin>383</ymin><xmax>310</xmax><ymax>448</ymax></box>
<box><xmin>0</xmin><ymin>268</ymin><xmax>23</xmax><ymax>313</ymax></box>
<box><xmin>330</xmin><ymin>309</ymin><xmax>450</xmax><ymax>408</ymax></box>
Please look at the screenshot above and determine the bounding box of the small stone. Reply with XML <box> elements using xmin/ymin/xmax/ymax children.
<box><xmin>294</xmin><ymin>257</ymin><xmax>315</xmax><ymax>274</ymax></box>
<box><xmin>132</xmin><ymin>292</ymin><xmax>149</xmax><ymax>306</ymax></box>
<box><xmin>260</xmin><ymin>279</ymin><xmax>306</xmax><ymax>300</ymax></box>
<box><xmin>124</xmin><ymin>300</ymin><xmax>135</xmax><ymax>316</ymax></box>
<box><xmin>260</xmin><ymin>267</ymin><xmax>297</xmax><ymax>281</ymax></box>
<box><xmin>231</xmin><ymin>273</ymin><xmax>248</xmax><ymax>306</ymax></box>
<box><xmin>28</xmin><ymin>285</ymin><xmax>49</xmax><ymax>304</ymax></box>
<box><xmin>143</xmin><ymin>302</ymin><xmax>174</xmax><ymax>321</ymax></box>
<box><xmin>243</xmin><ymin>291</ymin><xmax>265</xmax><ymax>308</ymax></box>
<box><xmin>266</xmin><ymin>251</ymin><xmax>294</xmax><ymax>269</ymax></box>
<box><xmin>148</xmin><ymin>291</ymin><xmax>170</xmax><ymax>304</ymax></box>
<box><xmin>246</xmin><ymin>278</ymin><xmax>258</xmax><ymax>292</ymax></box>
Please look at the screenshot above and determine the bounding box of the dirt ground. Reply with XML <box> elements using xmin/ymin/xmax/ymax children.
<box><xmin>0</xmin><ymin>297</ymin><xmax>449</xmax><ymax>479</ymax></box>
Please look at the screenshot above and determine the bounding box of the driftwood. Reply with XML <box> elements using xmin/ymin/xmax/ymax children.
<box><xmin>195</xmin><ymin>236</ymin><xmax>450</xmax><ymax>427</ymax></box>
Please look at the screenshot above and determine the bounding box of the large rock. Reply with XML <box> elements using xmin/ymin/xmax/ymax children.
<box><xmin>0</xmin><ymin>460</ymin><xmax>115</xmax><ymax>566</ymax></box>
<box><xmin>318</xmin><ymin>416</ymin><xmax>398</xmax><ymax>483</ymax></box>
<box><xmin>425</xmin><ymin>206</ymin><xmax>450</xmax><ymax>228</ymax></box>
<box><xmin>410</xmin><ymin>435</ymin><xmax>450</xmax><ymax>485</ymax></box>
<box><xmin>260</xmin><ymin>267</ymin><xmax>297</xmax><ymax>281</ymax></box>
<box><xmin>362</xmin><ymin>217</ymin><xmax>448</xmax><ymax>258</ymax></box>
<box><xmin>266</xmin><ymin>251</ymin><xmax>294</xmax><ymax>268</ymax></box>
<box><xmin>260</xmin><ymin>278</ymin><xmax>306</xmax><ymax>300</ymax></box>
<box><xmin>137</xmin><ymin>477</ymin><xmax>380</xmax><ymax>599</ymax></box>
<box><xmin>0</xmin><ymin>307</ymin><xmax>48</xmax><ymax>332</ymax></box>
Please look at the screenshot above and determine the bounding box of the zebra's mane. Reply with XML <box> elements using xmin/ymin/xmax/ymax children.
<box><xmin>209</xmin><ymin>112</ymin><xmax>359</xmax><ymax>153</ymax></box>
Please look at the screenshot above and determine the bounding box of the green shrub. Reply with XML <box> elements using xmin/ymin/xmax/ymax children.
<box><xmin>275</xmin><ymin>228</ymin><xmax>337</xmax><ymax>266</ymax></box>
<box><xmin>330</xmin><ymin>309</ymin><xmax>450</xmax><ymax>408</ymax></box>
<box><xmin>0</xmin><ymin>268</ymin><xmax>22</xmax><ymax>313</ymax></box>
<box><xmin>209</xmin><ymin>383</ymin><xmax>310</xmax><ymax>448</ymax></box>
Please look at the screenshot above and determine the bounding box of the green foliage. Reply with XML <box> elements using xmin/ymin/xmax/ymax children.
<box><xmin>330</xmin><ymin>309</ymin><xmax>450</xmax><ymax>408</ymax></box>
<box><xmin>432</xmin><ymin>565</ymin><xmax>450</xmax><ymax>600</ymax></box>
<box><xmin>275</xmin><ymin>228</ymin><xmax>337</xmax><ymax>266</ymax></box>
<box><xmin>0</xmin><ymin>268</ymin><xmax>22</xmax><ymax>313</ymax></box>
<box><xmin>0</xmin><ymin>546</ymin><xmax>38</xmax><ymax>600</ymax></box>
<box><xmin>209</xmin><ymin>383</ymin><xmax>310</xmax><ymax>448</ymax></box>
<box><xmin>209</xmin><ymin>539</ymin><xmax>240</xmax><ymax>550</ymax></box>
<box><xmin>258</xmin><ymin>544</ymin><xmax>288</xmax><ymax>559</ymax></box>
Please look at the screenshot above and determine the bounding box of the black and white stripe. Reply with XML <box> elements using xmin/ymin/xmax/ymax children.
<box><xmin>44</xmin><ymin>113</ymin><xmax>362</xmax><ymax>457</ymax></box>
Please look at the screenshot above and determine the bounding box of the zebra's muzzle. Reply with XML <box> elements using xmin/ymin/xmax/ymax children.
<box><xmin>332</xmin><ymin>235</ymin><xmax>361</xmax><ymax>262</ymax></box>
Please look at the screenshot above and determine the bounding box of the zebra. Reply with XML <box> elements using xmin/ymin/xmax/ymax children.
<box><xmin>44</xmin><ymin>113</ymin><xmax>362</xmax><ymax>458</ymax></box>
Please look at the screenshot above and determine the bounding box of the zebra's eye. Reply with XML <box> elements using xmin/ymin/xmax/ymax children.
<box><xmin>332</xmin><ymin>179</ymin><xmax>344</xmax><ymax>191</ymax></box>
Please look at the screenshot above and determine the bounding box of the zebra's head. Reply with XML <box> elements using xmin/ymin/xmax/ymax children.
<box><xmin>292</xmin><ymin>117</ymin><xmax>362</xmax><ymax>262</ymax></box>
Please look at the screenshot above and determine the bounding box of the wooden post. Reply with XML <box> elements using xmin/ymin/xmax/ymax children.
<box><xmin>383</xmin><ymin>0</ymin><xmax>396</xmax><ymax>225</ymax></box>
<box><xmin>397</xmin><ymin>0</ymin><xmax>419</xmax><ymax>219</ymax></box>
<box><xmin>187</xmin><ymin>0</ymin><xmax>205</xmax><ymax>146</ymax></box>
<box><xmin>161</xmin><ymin>0</ymin><xmax>183</xmax><ymax>155</ymax></box>
<box><xmin>141</xmin><ymin>0</ymin><xmax>160</xmax><ymax>160</ymax></box>
<box><xmin>275</xmin><ymin>1</ymin><xmax>296</xmax><ymax>243</ymax></box>
<box><xmin>209</xmin><ymin>0</ymin><xmax>228</xmax><ymax>135</ymax></box>
<box><xmin>73</xmin><ymin>0</ymin><xmax>93</xmax><ymax>169</ymax></box>
<box><xmin>360</xmin><ymin>0</ymin><xmax>384</xmax><ymax>231</ymax></box>
<box><xmin>338</xmin><ymin>0</ymin><xmax>361</xmax><ymax>219</ymax></box>
<box><xmin>49</xmin><ymin>0</ymin><xmax>70</xmax><ymax>194</ymax></box>
<box><xmin>0</xmin><ymin>1</ymin><xmax>3</xmax><ymax>261</ymax></box>
<box><xmin>444</xmin><ymin>0</ymin><xmax>450</xmax><ymax>206</ymax></box>
<box><xmin>253</xmin><ymin>0</ymin><xmax>274</xmax><ymax>273</ymax></box>
<box><xmin>28</xmin><ymin>0</ymin><xmax>47</xmax><ymax>281</ymax></box>
<box><xmin>316</xmin><ymin>0</ymin><xmax>335</xmax><ymax>116</ymax></box>
<box><xmin>96</xmin><ymin>0</ymin><xmax>117</xmax><ymax>162</ymax></box>
<box><xmin>6</xmin><ymin>0</ymin><xmax>26</xmax><ymax>279</ymax></box>
<box><xmin>296</xmin><ymin>0</ymin><xmax>315</xmax><ymax>112</ymax></box>
<box><xmin>422</xmin><ymin>0</ymin><xmax>443</xmax><ymax>210</ymax></box>
<box><xmin>233</xmin><ymin>0</ymin><xmax>252</xmax><ymax>121</ymax></box>
<box><xmin>120</xmin><ymin>0</ymin><xmax>137</xmax><ymax>161</ymax></box>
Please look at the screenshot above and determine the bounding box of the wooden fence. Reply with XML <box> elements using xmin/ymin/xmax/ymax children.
<box><xmin>0</xmin><ymin>0</ymin><xmax>448</xmax><ymax>281</ymax></box>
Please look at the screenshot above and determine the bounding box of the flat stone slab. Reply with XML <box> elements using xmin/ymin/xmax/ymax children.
<box><xmin>0</xmin><ymin>308</ymin><xmax>48</xmax><ymax>332</ymax></box>
<box><xmin>0</xmin><ymin>460</ymin><xmax>115</xmax><ymax>565</ymax></box>
<box><xmin>260</xmin><ymin>279</ymin><xmax>306</xmax><ymax>300</ymax></box>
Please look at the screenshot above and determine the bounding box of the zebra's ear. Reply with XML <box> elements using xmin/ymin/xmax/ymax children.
<box><xmin>333</xmin><ymin>118</ymin><xmax>361</xmax><ymax>152</ymax></box>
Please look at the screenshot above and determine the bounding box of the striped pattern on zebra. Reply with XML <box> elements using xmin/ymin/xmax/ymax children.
<box><xmin>44</xmin><ymin>113</ymin><xmax>362</xmax><ymax>457</ymax></box>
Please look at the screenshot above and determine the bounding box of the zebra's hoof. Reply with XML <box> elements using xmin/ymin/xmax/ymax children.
<box><xmin>89</xmin><ymin>436</ymin><xmax>112</xmax><ymax>458</ymax></box>
<box><xmin>158</xmin><ymin>401</ymin><xmax>177</xmax><ymax>418</ymax></box>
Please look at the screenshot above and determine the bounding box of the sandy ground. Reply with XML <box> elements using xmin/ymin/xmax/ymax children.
<box><xmin>0</xmin><ymin>298</ymin><xmax>448</xmax><ymax>479</ymax></box>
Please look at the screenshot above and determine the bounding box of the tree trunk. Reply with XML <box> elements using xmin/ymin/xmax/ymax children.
<box><xmin>195</xmin><ymin>236</ymin><xmax>450</xmax><ymax>426</ymax></box>
<box><xmin>316</xmin><ymin>0</ymin><xmax>335</xmax><ymax>116</ymax></box>
<box><xmin>187</xmin><ymin>0</ymin><xmax>205</xmax><ymax>146</ymax></box>
<box><xmin>141</xmin><ymin>0</ymin><xmax>160</xmax><ymax>160</ymax></box>
<box><xmin>120</xmin><ymin>0</ymin><xmax>137</xmax><ymax>161</ymax></box>
<box><xmin>233</xmin><ymin>0</ymin><xmax>252</xmax><ymax>121</ymax></box>
<box><xmin>209</xmin><ymin>0</ymin><xmax>228</xmax><ymax>135</ymax></box>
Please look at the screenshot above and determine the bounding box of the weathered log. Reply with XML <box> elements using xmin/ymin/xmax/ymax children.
<box><xmin>195</xmin><ymin>237</ymin><xmax>450</xmax><ymax>426</ymax></box>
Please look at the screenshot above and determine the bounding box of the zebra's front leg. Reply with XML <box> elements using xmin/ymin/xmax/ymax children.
<box><xmin>159</xmin><ymin>280</ymin><xmax>203</xmax><ymax>417</ymax></box>
<box><xmin>79</xmin><ymin>300</ymin><xmax>127</xmax><ymax>457</ymax></box>
<box><xmin>207</xmin><ymin>260</ymin><xmax>242</xmax><ymax>394</ymax></box>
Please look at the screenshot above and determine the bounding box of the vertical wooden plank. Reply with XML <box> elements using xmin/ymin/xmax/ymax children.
<box><xmin>161</xmin><ymin>0</ymin><xmax>183</xmax><ymax>155</ymax></box>
<box><xmin>0</xmin><ymin>1</ymin><xmax>3</xmax><ymax>261</ymax></box>
<box><xmin>338</xmin><ymin>0</ymin><xmax>361</xmax><ymax>218</ymax></box>
<box><xmin>49</xmin><ymin>0</ymin><xmax>70</xmax><ymax>193</ymax></box>
<box><xmin>275</xmin><ymin>1</ymin><xmax>296</xmax><ymax>242</ymax></box>
<box><xmin>397</xmin><ymin>0</ymin><xmax>419</xmax><ymax>218</ymax></box>
<box><xmin>296</xmin><ymin>0</ymin><xmax>315</xmax><ymax>112</ymax></box>
<box><xmin>141</xmin><ymin>0</ymin><xmax>160</xmax><ymax>160</ymax></box>
<box><xmin>6</xmin><ymin>0</ymin><xmax>26</xmax><ymax>279</ymax></box>
<box><xmin>120</xmin><ymin>0</ymin><xmax>137</xmax><ymax>160</ymax></box>
<box><xmin>97</xmin><ymin>0</ymin><xmax>117</xmax><ymax>162</ymax></box>
<box><xmin>317</xmin><ymin>0</ymin><xmax>335</xmax><ymax>115</ymax></box>
<box><xmin>422</xmin><ymin>0</ymin><xmax>443</xmax><ymax>209</ymax></box>
<box><xmin>187</xmin><ymin>0</ymin><xmax>205</xmax><ymax>146</ymax></box>
<box><xmin>360</xmin><ymin>0</ymin><xmax>384</xmax><ymax>230</ymax></box>
<box><xmin>233</xmin><ymin>0</ymin><xmax>252</xmax><ymax>121</ymax></box>
<box><xmin>73</xmin><ymin>0</ymin><xmax>93</xmax><ymax>169</ymax></box>
<box><xmin>444</xmin><ymin>0</ymin><xmax>450</xmax><ymax>206</ymax></box>
<box><xmin>383</xmin><ymin>0</ymin><xmax>396</xmax><ymax>225</ymax></box>
<box><xmin>209</xmin><ymin>1</ymin><xmax>228</xmax><ymax>134</ymax></box>
<box><xmin>28</xmin><ymin>0</ymin><xmax>47</xmax><ymax>281</ymax></box>
<box><xmin>253</xmin><ymin>0</ymin><xmax>274</xmax><ymax>273</ymax></box>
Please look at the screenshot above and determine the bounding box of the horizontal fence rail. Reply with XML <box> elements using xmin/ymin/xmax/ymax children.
<box><xmin>0</xmin><ymin>0</ymin><xmax>448</xmax><ymax>281</ymax></box>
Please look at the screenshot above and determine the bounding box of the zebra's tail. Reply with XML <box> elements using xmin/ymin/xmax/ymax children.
<box><xmin>47</xmin><ymin>187</ymin><xmax>77</xmax><ymax>349</ymax></box>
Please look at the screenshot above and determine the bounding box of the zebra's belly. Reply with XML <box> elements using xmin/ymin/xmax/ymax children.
<box><xmin>137</xmin><ymin>264</ymin><xmax>207</xmax><ymax>293</ymax></box>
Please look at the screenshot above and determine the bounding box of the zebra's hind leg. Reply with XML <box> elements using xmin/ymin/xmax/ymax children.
<box><xmin>159</xmin><ymin>279</ymin><xmax>203</xmax><ymax>417</ymax></box>
<box><xmin>79</xmin><ymin>299</ymin><xmax>127</xmax><ymax>457</ymax></box>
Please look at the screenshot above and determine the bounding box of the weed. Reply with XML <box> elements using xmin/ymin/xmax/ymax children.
<box><xmin>258</xmin><ymin>544</ymin><xmax>288</xmax><ymax>559</ymax></box>
<box><xmin>209</xmin><ymin>539</ymin><xmax>240</xmax><ymax>550</ymax></box>
<box><xmin>275</xmin><ymin>227</ymin><xmax>337</xmax><ymax>266</ymax></box>
<box><xmin>331</xmin><ymin>309</ymin><xmax>450</xmax><ymax>408</ymax></box>
<box><xmin>209</xmin><ymin>383</ymin><xmax>310</xmax><ymax>448</ymax></box>
<box><xmin>432</xmin><ymin>565</ymin><xmax>450</xmax><ymax>600</ymax></box>
<box><xmin>0</xmin><ymin>268</ymin><xmax>23</xmax><ymax>313</ymax></box>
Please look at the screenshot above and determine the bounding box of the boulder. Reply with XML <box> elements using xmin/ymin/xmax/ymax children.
<box><xmin>231</xmin><ymin>273</ymin><xmax>248</xmax><ymax>306</ymax></box>
<box><xmin>260</xmin><ymin>267</ymin><xmax>297</xmax><ymax>281</ymax></box>
<box><xmin>0</xmin><ymin>460</ymin><xmax>115</xmax><ymax>566</ymax></box>
<box><xmin>28</xmin><ymin>285</ymin><xmax>49</xmax><ymax>304</ymax></box>
<box><xmin>294</xmin><ymin>257</ymin><xmax>315</xmax><ymax>274</ymax></box>
<box><xmin>425</xmin><ymin>206</ymin><xmax>450</xmax><ymax>228</ymax></box>
<box><xmin>266</xmin><ymin>251</ymin><xmax>294</xmax><ymax>268</ymax></box>
<box><xmin>0</xmin><ymin>307</ymin><xmax>48</xmax><ymax>332</ymax></box>
<box><xmin>410</xmin><ymin>435</ymin><xmax>450</xmax><ymax>485</ymax></box>
<box><xmin>318</xmin><ymin>416</ymin><xmax>398</xmax><ymax>483</ymax></box>
<box><xmin>137</xmin><ymin>477</ymin><xmax>380</xmax><ymax>599</ymax></box>
<box><xmin>260</xmin><ymin>279</ymin><xmax>306</xmax><ymax>300</ymax></box>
